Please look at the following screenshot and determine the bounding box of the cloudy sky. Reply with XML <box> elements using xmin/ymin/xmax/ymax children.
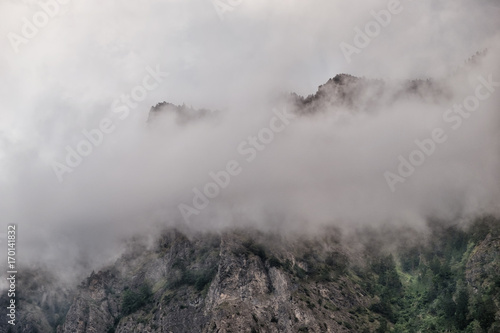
<box><xmin>0</xmin><ymin>0</ymin><xmax>499</xmax><ymax>278</ymax></box>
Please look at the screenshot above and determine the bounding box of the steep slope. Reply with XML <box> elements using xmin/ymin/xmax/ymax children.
<box><xmin>0</xmin><ymin>269</ymin><xmax>73</xmax><ymax>333</ymax></box>
<box><xmin>2</xmin><ymin>217</ymin><xmax>499</xmax><ymax>332</ymax></box>
<box><xmin>56</xmin><ymin>217</ymin><xmax>500</xmax><ymax>333</ymax></box>
<box><xmin>59</xmin><ymin>229</ymin><xmax>380</xmax><ymax>333</ymax></box>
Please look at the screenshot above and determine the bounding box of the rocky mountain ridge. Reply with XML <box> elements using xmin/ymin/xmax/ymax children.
<box><xmin>2</xmin><ymin>217</ymin><xmax>499</xmax><ymax>333</ymax></box>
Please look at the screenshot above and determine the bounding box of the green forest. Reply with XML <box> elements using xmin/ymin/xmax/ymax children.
<box><xmin>366</xmin><ymin>216</ymin><xmax>500</xmax><ymax>332</ymax></box>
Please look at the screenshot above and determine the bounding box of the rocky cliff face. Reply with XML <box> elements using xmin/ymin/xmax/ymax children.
<box><xmin>2</xmin><ymin>218</ymin><xmax>500</xmax><ymax>333</ymax></box>
<box><xmin>0</xmin><ymin>269</ymin><xmax>73</xmax><ymax>333</ymax></box>
<box><xmin>58</xmin><ymin>229</ymin><xmax>379</xmax><ymax>333</ymax></box>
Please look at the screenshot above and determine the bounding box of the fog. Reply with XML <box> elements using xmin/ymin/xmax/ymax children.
<box><xmin>0</xmin><ymin>0</ymin><xmax>499</xmax><ymax>281</ymax></box>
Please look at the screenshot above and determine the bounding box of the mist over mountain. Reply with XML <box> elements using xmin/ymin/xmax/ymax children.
<box><xmin>2</xmin><ymin>52</ymin><xmax>499</xmax><ymax>332</ymax></box>
<box><xmin>1</xmin><ymin>0</ymin><xmax>500</xmax><ymax>332</ymax></box>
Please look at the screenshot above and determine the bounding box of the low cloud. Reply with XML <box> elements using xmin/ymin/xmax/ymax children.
<box><xmin>0</xmin><ymin>0</ymin><xmax>499</xmax><ymax>280</ymax></box>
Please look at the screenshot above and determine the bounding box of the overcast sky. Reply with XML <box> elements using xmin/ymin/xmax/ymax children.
<box><xmin>0</xmin><ymin>0</ymin><xmax>499</xmax><ymax>279</ymax></box>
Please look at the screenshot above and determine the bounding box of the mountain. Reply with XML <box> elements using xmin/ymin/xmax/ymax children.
<box><xmin>1</xmin><ymin>217</ymin><xmax>499</xmax><ymax>333</ymax></box>
<box><xmin>2</xmin><ymin>61</ymin><xmax>499</xmax><ymax>332</ymax></box>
